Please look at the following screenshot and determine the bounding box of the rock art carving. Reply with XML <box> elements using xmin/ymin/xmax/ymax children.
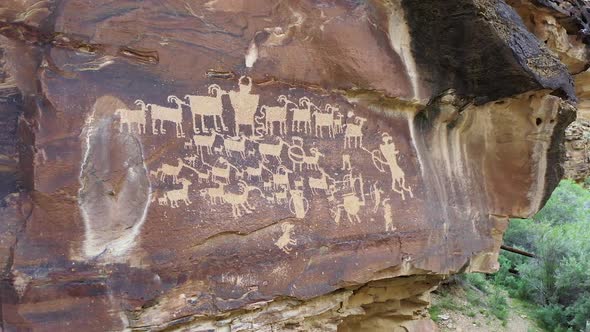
<box><xmin>258</xmin><ymin>137</ymin><xmax>290</xmax><ymax>163</ymax></box>
<box><xmin>228</xmin><ymin>76</ymin><xmax>260</xmax><ymax>136</ymax></box>
<box><xmin>275</xmin><ymin>223</ymin><xmax>297</xmax><ymax>254</ymax></box>
<box><xmin>370</xmin><ymin>133</ymin><xmax>413</xmax><ymax>200</ymax></box>
<box><xmin>313</xmin><ymin>104</ymin><xmax>339</xmax><ymax>138</ymax></box>
<box><xmin>288</xmin><ymin>189</ymin><xmax>309</xmax><ymax>218</ymax></box>
<box><xmin>220</xmin><ymin>180</ymin><xmax>262</xmax><ymax>218</ymax></box>
<box><xmin>382</xmin><ymin>198</ymin><xmax>396</xmax><ymax>232</ymax></box>
<box><xmin>291</xmin><ymin>97</ymin><xmax>315</xmax><ymax>134</ymax></box>
<box><xmin>342</xmin><ymin>154</ymin><xmax>351</xmax><ymax>170</ymax></box>
<box><xmin>152</xmin><ymin>158</ymin><xmax>185</xmax><ymax>184</ymax></box>
<box><xmin>147</xmin><ymin>96</ymin><xmax>185</xmax><ymax>137</ymax></box>
<box><xmin>112</xmin><ymin>76</ymin><xmax>414</xmax><ymax>232</ymax></box>
<box><xmin>161</xmin><ymin>178</ymin><xmax>192</xmax><ymax>208</ymax></box>
<box><xmin>258</xmin><ymin>95</ymin><xmax>293</xmax><ymax>136</ymax></box>
<box><xmin>115</xmin><ymin>100</ymin><xmax>147</xmax><ymax>134</ymax></box>
<box><xmin>184</xmin><ymin>84</ymin><xmax>228</xmax><ymax>133</ymax></box>
<box><xmin>344</xmin><ymin>113</ymin><xmax>367</xmax><ymax>148</ymax></box>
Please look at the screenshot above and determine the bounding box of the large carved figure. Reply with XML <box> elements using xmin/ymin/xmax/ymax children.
<box><xmin>228</xmin><ymin>76</ymin><xmax>260</xmax><ymax>136</ymax></box>
<box><xmin>184</xmin><ymin>84</ymin><xmax>228</xmax><ymax>134</ymax></box>
<box><xmin>148</xmin><ymin>96</ymin><xmax>185</xmax><ymax>137</ymax></box>
<box><xmin>372</xmin><ymin>133</ymin><xmax>414</xmax><ymax>200</ymax></box>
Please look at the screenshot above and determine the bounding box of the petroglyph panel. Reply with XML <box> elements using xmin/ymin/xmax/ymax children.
<box><xmin>111</xmin><ymin>76</ymin><xmax>421</xmax><ymax>255</ymax></box>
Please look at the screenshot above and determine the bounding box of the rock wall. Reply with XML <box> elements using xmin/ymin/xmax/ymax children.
<box><xmin>507</xmin><ymin>0</ymin><xmax>590</xmax><ymax>183</ymax></box>
<box><xmin>0</xmin><ymin>1</ymin><xmax>578</xmax><ymax>331</ymax></box>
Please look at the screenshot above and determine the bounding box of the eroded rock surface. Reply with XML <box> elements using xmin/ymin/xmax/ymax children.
<box><xmin>0</xmin><ymin>0</ymin><xmax>578</xmax><ymax>331</ymax></box>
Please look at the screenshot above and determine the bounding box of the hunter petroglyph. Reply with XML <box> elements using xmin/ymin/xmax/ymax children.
<box><xmin>113</xmin><ymin>77</ymin><xmax>417</xmax><ymax>253</ymax></box>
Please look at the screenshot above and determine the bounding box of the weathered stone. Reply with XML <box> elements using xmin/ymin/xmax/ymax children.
<box><xmin>0</xmin><ymin>0</ymin><xmax>579</xmax><ymax>331</ymax></box>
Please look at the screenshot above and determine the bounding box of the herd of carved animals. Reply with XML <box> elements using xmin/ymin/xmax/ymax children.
<box><xmin>114</xmin><ymin>77</ymin><xmax>414</xmax><ymax>250</ymax></box>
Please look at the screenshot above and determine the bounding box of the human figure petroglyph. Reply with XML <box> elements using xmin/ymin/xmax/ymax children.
<box><xmin>114</xmin><ymin>100</ymin><xmax>147</xmax><ymax>134</ymax></box>
<box><xmin>257</xmin><ymin>95</ymin><xmax>294</xmax><ymax>136</ymax></box>
<box><xmin>291</xmin><ymin>97</ymin><xmax>316</xmax><ymax>134</ymax></box>
<box><xmin>288</xmin><ymin>189</ymin><xmax>309</xmax><ymax>218</ymax></box>
<box><xmin>221</xmin><ymin>180</ymin><xmax>262</xmax><ymax>218</ymax></box>
<box><xmin>371</xmin><ymin>133</ymin><xmax>413</xmax><ymax>200</ymax></box>
<box><xmin>163</xmin><ymin>178</ymin><xmax>192</xmax><ymax>208</ymax></box>
<box><xmin>287</xmin><ymin>136</ymin><xmax>305</xmax><ymax>171</ymax></box>
<box><xmin>274</xmin><ymin>189</ymin><xmax>289</xmax><ymax>205</ymax></box>
<box><xmin>258</xmin><ymin>137</ymin><xmax>290</xmax><ymax>163</ymax></box>
<box><xmin>333</xmin><ymin>112</ymin><xmax>344</xmax><ymax>134</ymax></box>
<box><xmin>342</xmin><ymin>171</ymin><xmax>364</xmax><ymax>194</ymax></box>
<box><xmin>342</xmin><ymin>154</ymin><xmax>351</xmax><ymax>170</ymax></box>
<box><xmin>184</xmin><ymin>84</ymin><xmax>228</xmax><ymax>133</ymax></box>
<box><xmin>370</xmin><ymin>181</ymin><xmax>384</xmax><ymax>213</ymax></box>
<box><xmin>382</xmin><ymin>198</ymin><xmax>396</xmax><ymax>232</ymax></box>
<box><xmin>294</xmin><ymin>176</ymin><xmax>304</xmax><ymax>189</ymax></box>
<box><xmin>228</xmin><ymin>76</ymin><xmax>260</xmax><ymax>136</ymax></box>
<box><xmin>275</xmin><ymin>223</ymin><xmax>297</xmax><ymax>254</ymax></box>
<box><xmin>313</xmin><ymin>104</ymin><xmax>339</xmax><ymax>138</ymax></box>
<box><xmin>344</xmin><ymin>113</ymin><xmax>366</xmax><ymax>148</ymax></box>
<box><xmin>331</xmin><ymin>191</ymin><xmax>365</xmax><ymax>224</ymax></box>
<box><xmin>148</xmin><ymin>96</ymin><xmax>185</xmax><ymax>137</ymax></box>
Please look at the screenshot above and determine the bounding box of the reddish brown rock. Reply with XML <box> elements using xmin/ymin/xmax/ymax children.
<box><xmin>0</xmin><ymin>0</ymin><xmax>578</xmax><ymax>331</ymax></box>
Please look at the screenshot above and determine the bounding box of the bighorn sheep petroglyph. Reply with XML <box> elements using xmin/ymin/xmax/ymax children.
<box><xmin>303</xmin><ymin>147</ymin><xmax>324</xmax><ymax>170</ymax></box>
<box><xmin>152</xmin><ymin>158</ymin><xmax>185</xmax><ymax>184</ymax></box>
<box><xmin>313</xmin><ymin>104</ymin><xmax>339</xmax><ymax>138</ymax></box>
<box><xmin>148</xmin><ymin>96</ymin><xmax>185</xmax><ymax>137</ymax></box>
<box><xmin>344</xmin><ymin>114</ymin><xmax>366</xmax><ymax>148</ymax></box>
<box><xmin>223</xmin><ymin>135</ymin><xmax>249</xmax><ymax>159</ymax></box>
<box><xmin>291</xmin><ymin>96</ymin><xmax>317</xmax><ymax>134</ymax></box>
<box><xmin>185</xmin><ymin>84</ymin><xmax>228</xmax><ymax>133</ymax></box>
<box><xmin>257</xmin><ymin>95</ymin><xmax>294</xmax><ymax>136</ymax></box>
<box><xmin>115</xmin><ymin>99</ymin><xmax>147</xmax><ymax>134</ymax></box>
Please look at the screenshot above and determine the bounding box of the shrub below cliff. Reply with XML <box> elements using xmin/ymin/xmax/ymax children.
<box><xmin>494</xmin><ymin>179</ymin><xmax>590</xmax><ymax>331</ymax></box>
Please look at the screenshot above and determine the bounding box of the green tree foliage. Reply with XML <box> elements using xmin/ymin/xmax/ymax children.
<box><xmin>495</xmin><ymin>179</ymin><xmax>590</xmax><ymax>331</ymax></box>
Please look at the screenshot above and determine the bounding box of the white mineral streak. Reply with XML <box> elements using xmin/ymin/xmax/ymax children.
<box><xmin>245</xmin><ymin>41</ymin><xmax>258</xmax><ymax>68</ymax></box>
<box><xmin>78</xmin><ymin>98</ymin><xmax>151</xmax><ymax>261</ymax></box>
<box><xmin>387</xmin><ymin>2</ymin><xmax>421</xmax><ymax>102</ymax></box>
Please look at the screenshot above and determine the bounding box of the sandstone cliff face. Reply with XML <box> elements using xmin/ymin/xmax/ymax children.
<box><xmin>0</xmin><ymin>1</ymin><xmax>578</xmax><ymax>331</ymax></box>
<box><xmin>507</xmin><ymin>0</ymin><xmax>590</xmax><ymax>183</ymax></box>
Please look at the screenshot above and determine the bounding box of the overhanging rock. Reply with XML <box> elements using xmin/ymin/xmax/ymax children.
<box><xmin>0</xmin><ymin>0</ymin><xmax>576</xmax><ymax>330</ymax></box>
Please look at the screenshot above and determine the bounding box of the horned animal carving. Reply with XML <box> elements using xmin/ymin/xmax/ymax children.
<box><xmin>115</xmin><ymin>99</ymin><xmax>147</xmax><ymax>134</ymax></box>
<box><xmin>185</xmin><ymin>84</ymin><xmax>228</xmax><ymax>134</ymax></box>
<box><xmin>148</xmin><ymin>96</ymin><xmax>185</xmax><ymax>137</ymax></box>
